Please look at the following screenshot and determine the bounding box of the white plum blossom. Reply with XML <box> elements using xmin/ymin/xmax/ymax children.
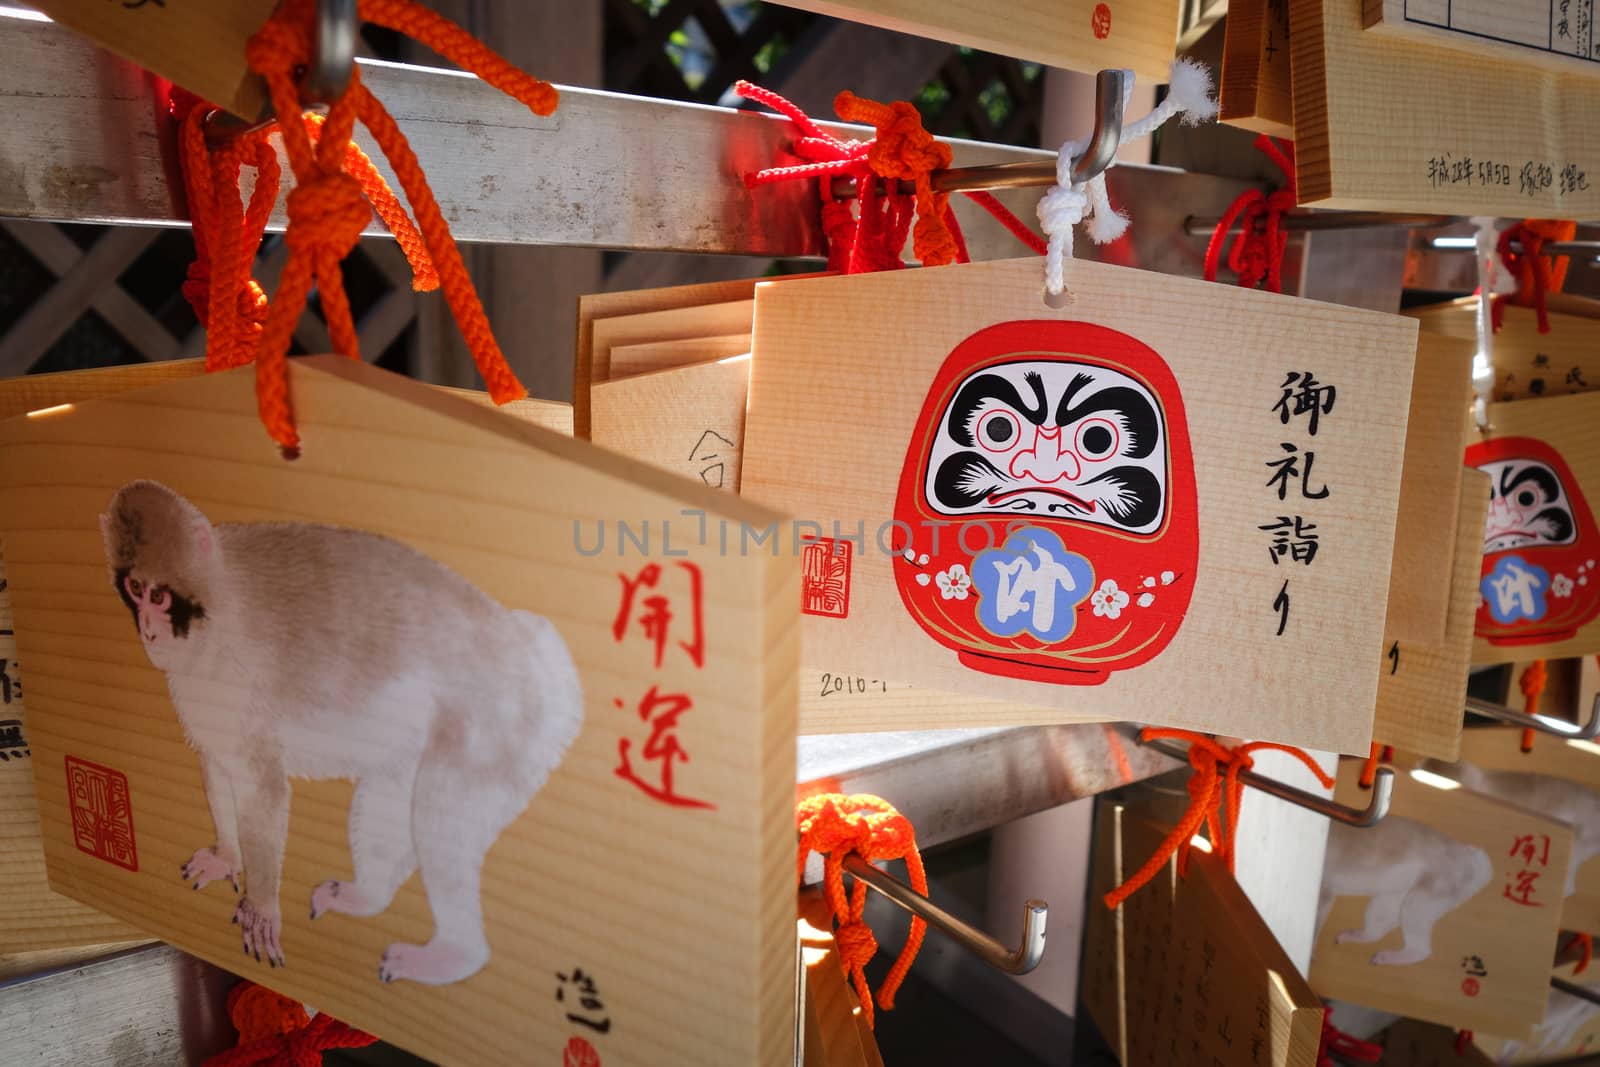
<box><xmin>1137</xmin><ymin>592</ymin><xmax>1155</xmax><ymax>608</ymax></box>
<box><xmin>1553</xmin><ymin>573</ymin><xmax>1575</xmax><ymax>598</ymax></box>
<box><xmin>936</xmin><ymin>564</ymin><xmax>972</xmax><ymax>600</ymax></box>
<box><xmin>1091</xmin><ymin>578</ymin><xmax>1131</xmax><ymax>619</ymax></box>
<box><xmin>915</xmin><ymin>573</ymin><xmax>931</xmax><ymax>587</ymax></box>
<box><xmin>1160</xmin><ymin>570</ymin><xmax>1176</xmax><ymax>585</ymax></box>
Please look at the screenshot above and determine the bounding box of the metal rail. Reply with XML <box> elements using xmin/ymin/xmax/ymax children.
<box><xmin>1142</xmin><ymin>736</ymin><xmax>1394</xmax><ymax>827</ymax></box>
<box><xmin>1466</xmin><ymin>693</ymin><xmax>1600</xmax><ymax>740</ymax></box>
<box><xmin>0</xmin><ymin>9</ymin><xmax>1258</xmax><ymax>266</ymax></box>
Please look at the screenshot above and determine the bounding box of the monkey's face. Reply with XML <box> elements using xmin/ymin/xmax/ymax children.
<box><xmin>101</xmin><ymin>480</ymin><xmax>213</xmax><ymax>666</ymax></box>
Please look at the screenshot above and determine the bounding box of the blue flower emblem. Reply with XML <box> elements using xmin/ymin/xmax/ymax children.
<box><xmin>970</xmin><ymin>527</ymin><xmax>1094</xmax><ymax>642</ymax></box>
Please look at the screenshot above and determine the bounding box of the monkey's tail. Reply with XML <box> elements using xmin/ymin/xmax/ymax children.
<box><xmin>513</xmin><ymin>610</ymin><xmax>584</xmax><ymax>772</ymax></box>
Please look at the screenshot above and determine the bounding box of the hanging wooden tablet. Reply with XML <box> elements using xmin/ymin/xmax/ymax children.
<box><xmin>1291</xmin><ymin>0</ymin><xmax>1600</xmax><ymax>214</ymax></box>
<box><xmin>25</xmin><ymin>0</ymin><xmax>274</xmax><ymax>119</ymax></box>
<box><xmin>1467</xmin><ymin>391</ymin><xmax>1600</xmax><ymax>663</ymax></box>
<box><xmin>1082</xmin><ymin>800</ymin><xmax>1324</xmax><ymax>1066</ymax></box>
<box><xmin>1451</xmin><ymin>724</ymin><xmax>1600</xmax><ymax>935</ymax></box>
<box><xmin>1220</xmin><ymin>0</ymin><xmax>1296</xmax><ymax>138</ymax></box>
<box><xmin>1386</xmin><ymin>332</ymin><xmax>1475</xmax><ymax>645</ymax></box>
<box><xmin>1363</xmin><ymin>0</ymin><xmax>1600</xmax><ymax>78</ymax></box>
<box><xmin>758</xmin><ymin>0</ymin><xmax>1181</xmax><ymax>81</ymax></box>
<box><xmin>1381</xmin><ymin>1017</ymin><xmax>1496</xmax><ymax>1066</ymax></box>
<box><xmin>1309</xmin><ymin>759</ymin><xmax>1573</xmax><ymax>1038</ymax></box>
<box><xmin>0</xmin><ymin>358</ymin><xmax>797</xmax><ymax>1067</ymax></box>
<box><xmin>1467</xmin><ymin>960</ymin><xmax>1600</xmax><ymax>1063</ymax></box>
<box><xmin>741</xmin><ymin>256</ymin><xmax>1418</xmax><ymax>751</ymax></box>
<box><xmin>798</xmin><ymin>889</ymin><xmax>884</xmax><ymax>1067</ymax></box>
<box><xmin>1371</xmin><ymin>469</ymin><xmax>1489</xmax><ymax>760</ymax></box>
<box><xmin>1406</xmin><ymin>296</ymin><xmax>1600</xmax><ymax>404</ymax></box>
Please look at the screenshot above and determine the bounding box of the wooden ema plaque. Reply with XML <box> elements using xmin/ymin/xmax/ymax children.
<box><xmin>1220</xmin><ymin>0</ymin><xmax>1296</xmax><ymax>138</ymax></box>
<box><xmin>1467</xmin><ymin>391</ymin><xmax>1600</xmax><ymax>664</ymax></box>
<box><xmin>1468</xmin><ymin>960</ymin><xmax>1600</xmax><ymax>1063</ymax></box>
<box><xmin>1370</xmin><ymin>469</ymin><xmax>1488</xmax><ymax>760</ymax></box>
<box><xmin>1364</xmin><ymin>0</ymin><xmax>1600</xmax><ymax>79</ymax></box>
<box><xmin>1083</xmin><ymin>801</ymin><xmax>1324</xmax><ymax>1067</ymax></box>
<box><xmin>758</xmin><ymin>0</ymin><xmax>1182</xmax><ymax>82</ymax></box>
<box><xmin>1452</xmin><ymin>725</ymin><xmax>1600</xmax><ymax>936</ymax></box>
<box><xmin>1406</xmin><ymin>295</ymin><xmax>1600</xmax><ymax>404</ymax></box>
<box><xmin>1310</xmin><ymin>759</ymin><xmax>1572</xmax><ymax>1038</ymax></box>
<box><xmin>1291</xmin><ymin>0</ymin><xmax>1600</xmax><ymax>214</ymax></box>
<box><xmin>0</xmin><ymin>358</ymin><xmax>796</xmax><ymax>1067</ymax></box>
<box><xmin>742</xmin><ymin>256</ymin><xmax>1419</xmax><ymax>752</ymax></box>
<box><xmin>26</xmin><ymin>0</ymin><xmax>275</xmax><ymax>120</ymax></box>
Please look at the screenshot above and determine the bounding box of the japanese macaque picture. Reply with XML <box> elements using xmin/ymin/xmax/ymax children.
<box><xmin>1317</xmin><ymin>815</ymin><xmax>1492</xmax><ymax>967</ymax></box>
<box><xmin>100</xmin><ymin>481</ymin><xmax>583</xmax><ymax>986</ymax></box>
<box><xmin>1467</xmin><ymin>435</ymin><xmax>1600</xmax><ymax>646</ymax></box>
<box><xmin>892</xmin><ymin>321</ymin><xmax>1198</xmax><ymax>686</ymax></box>
<box><xmin>1449</xmin><ymin>762</ymin><xmax>1600</xmax><ymax>901</ymax></box>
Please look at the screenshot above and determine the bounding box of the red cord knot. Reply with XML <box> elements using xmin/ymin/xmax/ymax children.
<box><xmin>833</xmin><ymin>91</ymin><xmax>958</xmax><ymax>267</ymax></box>
<box><xmin>796</xmin><ymin>793</ymin><xmax>929</xmax><ymax>1029</ymax></box>
<box><xmin>244</xmin><ymin>15</ymin><xmax>312</xmax><ymax>81</ymax></box>
<box><xmin>285</xmin><ymin>173</ymin><xmax>371</xmax><ymax>259</ymax></box>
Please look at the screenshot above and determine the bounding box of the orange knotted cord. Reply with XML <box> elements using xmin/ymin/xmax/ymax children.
<box><xmin>1519</xmin><ymin>659</ymin><xmax>1549</xmax><ymax>753</ymax></box>
<box><xmin>1104</xmin><ymin>728</ymin><xmax>1335</xmax><ymax>910</ymax></box>
<box><xmin>1564</xmin><ymin>931</ymin><xmax>1594</xmax><ymax>975</ymax></box>
<box><xmin>181</xmin><ymin>0</ymin><xmax>554</xmax><ymax>454</ymax></box>
<box><xmin>796</xmin><ymin>793</ymin><xmax>928</xmax><ymax>1030</ymax></box>
<box><xmin>832</xmin><ymin>92</ymin><xmax>958</xmax><ymax>267</ymax></box>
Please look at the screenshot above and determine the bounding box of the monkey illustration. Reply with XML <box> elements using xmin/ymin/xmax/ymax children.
<box><xmin>1316</xmin><ymin>815</ymin><xmax>1491</xmax><ymax>967</ymax></box>
<box><xmin>101</xmin><ymin>481</ymin><xmax>583</xmax><ymax>985</ymax></box>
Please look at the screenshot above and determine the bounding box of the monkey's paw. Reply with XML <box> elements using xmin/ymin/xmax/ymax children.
<box><xmin>181</xmin><ymin>847</ymin><xmax>239</xmax><ymax>893</ymax></box>
<box><xmin>378</xmin><ymin>939</ymin><xmax>488</xmax><ymax>986</ymax></box>
<box><xmin>1335</xmin><ymin>928</ymin><xmax>1381</xmax><ymax>945</ymax></box>
<box><xmin>233</xmin><ymin>897</ymin><xmax>285</xmax><ymax>968</ymax></box>
<box><xmin>1370</xmin><ymin>947</ymin><xmax>1428</xmax><ymax>967</ymax></box>
<box><xmin>310</xmin><ymin>879</ymin><xmax>376</xmax><ymax>920</ymax></box>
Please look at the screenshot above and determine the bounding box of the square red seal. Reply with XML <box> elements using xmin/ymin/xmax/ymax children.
<box><xmin>801</xmin><ymin>537</ymin><xmax>852</xmax><ymax>619</ymax></box>
<box><xmin>65</xmin><ymin>755</ymin><xmax>138</xmax><ymax>872</ymax></box>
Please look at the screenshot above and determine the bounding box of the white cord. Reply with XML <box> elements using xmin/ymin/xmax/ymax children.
<box><xmin>1471</xmin><ymin>216</ymin><xmax>1500</xmax><ymax>432</ymax></box>
<box><xmin>1038</xmin><ymin>59</ymin><xmax>1218</xmax><ymax>300</ymax></box>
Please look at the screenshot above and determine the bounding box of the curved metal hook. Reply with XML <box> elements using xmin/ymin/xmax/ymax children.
<box><xmin>1465</xmin><ymin>693</ymin><xmax>1600</xmax><ymax>740</ymax></box>
<box><xmin>1067</xmin><ymin>68</ymin><xmax>1126</xmax><ymax>185</ymax></box>
<box><xmin>842</xmin><ymin>855</ymin><xmax>1047</xmax><ymax>975</ymax></box>
<box><xmin>1142</xmin><ymin>737</ymin><xmax>1393</xmax><ymax>828</ymax></box>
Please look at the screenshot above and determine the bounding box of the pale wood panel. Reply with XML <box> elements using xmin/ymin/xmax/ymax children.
<box><xmin>798</xmin><ymin>890</ymin><xmax>884</xmax><ymax>1067</ymax></box>
<box><xmin>591</xmin><ymin>302</ymin><xmax>755</xmax><ymax>387</ymax></box>
<box><xmin>0</xmin><ymin>940</ymin><xmax>152</xmax><ymax>981</ymax></box>
<box><xmin>1388</xmin><ymin>332</ymin><xmax>1475</xmax><ymax>644</ymax></box>
<box><xmin>611</xmin><ymin>334</ymin><xmax>753</xmax><ymax>380</ymax></box>
<box><xmin>1292</xmin><ymin>0</ymin><xmax>1600</xmax><ymax>213</ymax></box>
<box><xmin>1469</xmin><ymin>959</ymin><xmax>1600</xmax><ymax>1063</ymax></box>
<box><xmin>0</xmin><ymin>358</ymin><xmax>797</xmax><ymax>1067</ymax></box>
<box><xmin>1084</xmin><ymin>800</ymin><xmax>1323</xmax><ymax>1067</ymax></box>
<box><xmin>1407</xmin><ymin>297</ymin><xmax>1600</xmax><ymax>404</ymax></box>
<box><xmin>762</xmin><ymin>0</ymin><xmax>1181</xmax><ymax>81</ymax></box>
<box><xmin>1372</xmin><ymin>469</ymin><xmax>1488</xmax><ymax>760</ymax></box>
<box><xmin>0</xmin><ymin>360</ymin><xmax>574</xmax><ymax>434</ymax></box>
<box><xmin>27</xmin><ymin>0</ymin><xmax>273</xmax><ymax>119</ymax></box>
<box><xmin>1453</xmin><ymin>725</ymin><xmax>1600</xmax><ymax>935</ymax></box>
<box><xmin>591</xmin><ymin>357</ymin><xmax>751</xmax><ymax>492</ymax></box>
<box><xmin>1383</xmin><ymin>1017</ymin><xmax>1497</xmax><ymax>1065</ymax></box>
<box><xmin>1365</xmin><ymin>0</ymin><xmax>1600</xmax><ymax>77</ymax></box>
<box><xmin>1470</xmin><ymin>391</ymin><xmax>1600</xmax><ymax>664</ymax></box>
<box><xmin>742</xmin><ymin>256</ymin><xmax>1418</xmax><ymax>752</ymax></box>
<box><xmin>1310</xmin><ymin>759</ymin><xmax>1572</xmax><ymax>1038</ymax></box>
<box><xmin>576</xmin><ymin>277</ymin><xmax>776</xmax><ymax>439</ymax></box>
<box><xmin>1219</xmin><ymin>0</ymin><xmax>1296</xmax><ymax>137</ymax></box>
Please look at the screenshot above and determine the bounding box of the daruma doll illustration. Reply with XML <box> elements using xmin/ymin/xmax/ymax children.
<box><xmin>891</xmin><ymin>320</ymin><xmax>1198</xmax><ymax>685</ymax></box>
<box><xmin>1467</xmin><ymin>435</ymin><xmax>1600</xmax><ymax>645</ymax></box>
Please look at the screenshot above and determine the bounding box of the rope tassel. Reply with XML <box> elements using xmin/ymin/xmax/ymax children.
<box><xmin>178</xmin><ymin>0</ymin><xmax>555</xmax><ymax>455</ymax></box>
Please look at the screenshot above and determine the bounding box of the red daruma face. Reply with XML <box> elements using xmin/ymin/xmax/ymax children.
<box><xmin>892</xmin><ymin>321</ymin><xmax>1198</xmax><ymax>685</ymax></box>
<box><xmin>1467</xmin><ymin>435</ymin><xmax>1600</xmax><ymax>646</ymax></box>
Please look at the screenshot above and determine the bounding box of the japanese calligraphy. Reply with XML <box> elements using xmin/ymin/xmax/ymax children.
<box><xmin>613</xmin><ymin>562</ymin><xmax>704</xmax><ymax>670</ymax></box>
<box><xmin>556</xmin><ymin>967</ymin><xmax>613</xmax><ymax>1036</ymax></box>
<box><xmin>1504</xmin><ymin>832</ymin><xmax>1551</xmax><ymax>907</ymax></box>
<box><xmin>1273</xmin><ymin>372</ymin><xmax>1337</xmax><ymax>436</ymax></box>
<box><xmin>1265</xmin><ymin>443</ymin><xmax>1330</xmax><ymax>501</ymax></box>
<box><xmin>1259</xmin><ymin>515</ymin><xmax>1319</xmax><ymax>565</ymax></box>
<box><xmin>614</xmin><ymin>686</ymin><xmax>714</xmax><ymax>810</ymax></box>
<box><xmin>0</xmin><ymin>718</ymin><xmax>26</xmax><ymax>761</ymax></box>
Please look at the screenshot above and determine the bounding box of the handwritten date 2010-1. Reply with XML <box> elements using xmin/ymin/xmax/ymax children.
<box><xmin>818</xmin><ymin>672</ymin><xmax>891</xmax><ymax>697</ymax></box>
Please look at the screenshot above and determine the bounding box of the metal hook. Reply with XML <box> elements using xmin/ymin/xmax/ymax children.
<box><xmin>1183</xmin><ymin>211</ymin><xmax>1460</xmax><ymax>236</ymax></box>
<box><xmin>1465</xmin><ymin>693</ymin><xmax>1600</xmax><ymax>740</ymax></box>
<box><xmin>1142</xmin><ymin>737</ymin><xmax>1393</xmax><ymax>828</ymax></box>
<box><xmin>841</xmin><ymin>855</ymin><xmax>1048</xmax><ymax>975</ymax></box>
<box><xmin>1552</xmin><ymin>974</ymin><xmax>1600</xmax><ymax>1007</ymax></box>
<box><xmin>827</xmin><ymin>68</ymin><xmax>1126</xmax><ymax>200</ymax></box>
<box><xmin>204</xmin><ymin>0</ymin><xmax>358</xmax><ymax>142</ymax></box>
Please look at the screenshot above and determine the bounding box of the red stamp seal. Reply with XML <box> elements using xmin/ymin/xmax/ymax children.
<box><xmin>801</xmin><ymin>537</ymin><xmax>852</xmax><ymax>619</ymax></box>
<box><xmin>65</xmin><ymin>755</ymin><xmax>138</xmax><ymax>871</ymax></box>
<box><xmin>564</xmin><ymin>1036</ymin><xmax>602</xmax><ymax>1067</ymax></box>
<box><xmin>1092</xmin><ymin>3</ymin><xmax>1112</xmax><ymax>39</ymax></box>
<box><xmin>1461</xmin><ymin>977</ymin><xmax>1481</xmax><ymax>997</ymax></box>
